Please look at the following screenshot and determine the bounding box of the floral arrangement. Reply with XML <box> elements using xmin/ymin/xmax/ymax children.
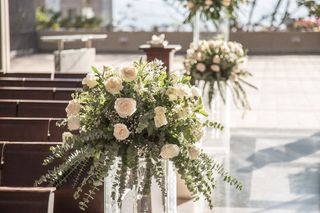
<box><xmin>35</xmin><ymin>59</ymin><xmax>242</xmax><ymax>210</ymax></box>
<box><xmin>180</xmin><ymin>0</ymin><xmax>242</xmax><ymax>22</ymax></box>
<box><xmin>184</xmin><ymin>40</ymin><xmax>256</xmax><ymax>110</ymax></box>
<box><xmin>288</xmin><ymin>18</ymin><xmax>320</xmax><ymax>32</ymax></box>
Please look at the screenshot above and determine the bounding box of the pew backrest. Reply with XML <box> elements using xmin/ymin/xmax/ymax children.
<box><xmin>0</xmin><ymin>99</ymin><xmax>68</xmax><ymax>118</ymax></box>
<box><xmin>0</xmin><ymin>77</ymin><xmax>82</xmax><ymax>88</ymax></box>
<box><xmin>0</xmin><ymin>117</ymin><xmax>66</xmax><ymax>142</ymax></box>
<box><xmin>0</xmin><ymin>87</ymin><xmax>80</xmax><ymax>100</ymax></box>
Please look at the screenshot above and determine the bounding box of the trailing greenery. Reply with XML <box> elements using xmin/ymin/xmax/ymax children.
<box><xmin>35</xmin><ymin>59</ymin><xmax>242</xmax><ymax>210</ymax></box>
<box><xmin>184</xmin><ymin>40</ymin><xmax>257</xmax><ymax>110</ymax></box>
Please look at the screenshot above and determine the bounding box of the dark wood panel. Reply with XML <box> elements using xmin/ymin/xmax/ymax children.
<box><xmin>0</xmin><ymin>142</ymin><xmax>103</xmax><ymax>213</ymax></box>
<box><xmin>0</xmin><ymin>77</ymin><xmax>82</xmax><ymax>87</ymax></box>
<box><xmin>0</xmin><ymin>87</ymin><xmax>78</xmax><ymax>100</ymax></box>
<box><xmin>0</xmin><ymin>117</ymin><xmax>66</xmax><ymax>141</ymax></box>
<box><xmin>0</xmin><ymin>187</ymin><xmax>54</xmax><ymax>213</ymax></box>
<box><xmin>0</xmin><ymin>73</ymin><xmax>86</xmax><ymax>79</ymax></box>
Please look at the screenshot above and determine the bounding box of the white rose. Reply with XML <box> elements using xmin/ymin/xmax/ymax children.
<box><xmin>82</xmin><ymin>73</ymin><xmax>98</xmax><ymax>88</ymax></box>
<box><xmin>67</xmin><ymin>115</ymin><xmax>80</xmax><ymax>131</ymax></box>
<box><xmin>114</xmin><ymin>98</ymin><xmax>137</xmax><ymax>118</ymax></box>
<box><xmin>104</xmin><ymin>77</ymin><xmax>124</xmax><ymax>95</ymax></box>
<box><xmin>189</xmin><ymin>146</ymin><xmax>201</xmax><ymax>160</ymax></box>
<box><xmin>196</xmin><ymin>52</ymin><xmax>203</xmax><ymax>61</ymax></box>
<box><xmin>62</xmin><ymin>132</ymin><xmax>73</xmax><ymax>143</ymax></box>
<box><xmin>196</xmin><ymin>63</ymin><xmax>206</xmax><ymax>72</ymax></box>
<box><xmin>154</xmin><ymin>106</ymin><xmax>167</xmax><ymax>115</ymax></box>
<box><xmin>191</xmin><ymin>86</ymin><xmax>201</xmax><ymax>97</ymax></box>
<box><xmin>175</xmin><ymin>84</ymin><xmax>191</xmax><ymax>98</ymax></box>
<box><xmin>121</xmin><ymin>66</ymin><xmax>138</xmax><ymax>82</ymax></box>
<box><xmin>113</xmin><ymin>123</ymin><xmax>130</xmax><ymax>141</ymax></box>
<box><xmin>212</xmin><ymin>55</ymin><xmax>221</xmax><ymax>64</ymax></box>
<box><xmin>166</xmin><ymin>87</ymin><xmax>178</xmax><ymax>101</ymax></box>
<box><xmin>160</xmin><ymin>144</ymin><xmax>180</xmax><ymax>159</ymax></box>
<box><xmin>222</xmin><ymin>0</ymin><xmax>231</xmax><ymax>7</ymax></box>
<box><xmin>232</xmin><ymin>65</ymin><xmax>240</xmax><ymax>73</ymax></box>
<box><xmin>154</xmin><ymin>114</ymin><xmax>168</xmax><ymax>128</ymax></box>
<box><xmin>205</xmin><ymin>0</ymin><xmax>213</xmax><ymax>6</ymax></box>
<box><xmin>65</xmin><ymin>99</ymin><xmax>81</xmax><ymax>117</ymax></box>
<box><xmin>211</xmin><ymin>64</ymin><xmax>220</xmax><ymax>72</ymax></box>
<box><xmin>187</xmin><ymin>1</ymin><xmax>194</xmax><ymax>8</ymax></box>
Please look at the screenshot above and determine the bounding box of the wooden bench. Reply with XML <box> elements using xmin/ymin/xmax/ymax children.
<box><xmin>0</xmin><ymin>142</ymin><xmax>103</xmax><ymax>213</ymax></box>
<box><xmin>0</xmin><ymin>87</ymin><xmax>79</xmax><ymax>100</ymax></box>
<box><xmin>0</xmin><ymin>118</ymin><xmax>66</xmax><ymax>142</ymax></box>
<box><xmin>0</xmin><ymin>186</ymin><xmax>55</xmax><ymax>213</ymax></box>
<box><xmin>0</xmin><ymin>73</ymin><xmax>85</xmax><ymax>79</ymax></box>
<box><xmin>0</xmin><ymin>99</ymin><xmax>68</xmax><ymax>117</ymax></box>
<box><xmin>0</xmin><ymin>77</ymin><xmax>82</xmax><ymax>88</ymax></box>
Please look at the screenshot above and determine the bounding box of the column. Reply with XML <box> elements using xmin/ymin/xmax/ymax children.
<box><xmin>0</xmin><ymin>0</ymin><xmax>10</xmax><ymax>73</ymax></box>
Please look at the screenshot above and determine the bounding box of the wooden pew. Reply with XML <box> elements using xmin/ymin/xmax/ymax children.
<box><xmin>0</xmin><ymin>99</ymin><xmax>68</xmax><ymax>118</ymax></box>
<box><xmin>0</xmin><ymin>187</ymin><xmax>55</xmax><ymax>213</ymax></box>
<box><xmin>0</xmin><ymin>117</ymin><xmax>66</xmax><ymax>142</ymax></box>
<box><xmin>0</xmin><ymin>87</ymin><xmax>79</xmax><ymax>100</ymax></box>
<box><xmin>0</xmin><ymin>142</ymin><xmax>103</xmax><ymax>213</ymax></box>
<box><xmin>0</xmin><ymin>77</ymin><xmax>82</xmax><ymax>88</ymax></box>
<box><xmin>0</xmin><ymin>73</ymin><xmax>86</xmax><ymax>79</ymax></box>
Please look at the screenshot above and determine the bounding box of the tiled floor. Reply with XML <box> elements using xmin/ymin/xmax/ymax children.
<box><xmin>9</xmin><ymin>54</ymin><xmax>320</xmax><ymax>212</ymax></box>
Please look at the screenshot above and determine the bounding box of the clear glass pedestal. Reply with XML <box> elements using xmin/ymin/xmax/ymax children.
<box><xmin>199</xmin><ymin>81</ymin><xmax>231</xmax><ymax>155</ymax></box>
<box><xmin>104</xmin><ymin>158</ymin><xmax>177</xmax><ymax>213</ymax></box>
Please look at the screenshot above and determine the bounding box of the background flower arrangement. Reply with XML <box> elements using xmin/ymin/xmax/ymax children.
<box><xmin>35</xmin><ymin>59</ymin><xmax>242</xmax><ymax>210</ymax></box>
<box><xmin>184</xmin><ymin>40</ymin><xmax>257</xmax><ymax>110</ymax></box>
<box><xmin>180</xmin><ymin>0</ymin><xmax>242</xmax><ymax>23</ymax></box>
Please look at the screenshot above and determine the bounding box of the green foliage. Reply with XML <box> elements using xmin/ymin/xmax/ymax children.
<box><xmin>35</xmin><ymin>7</ymin><xmax>102</xmax><ymax>30</ymax></box>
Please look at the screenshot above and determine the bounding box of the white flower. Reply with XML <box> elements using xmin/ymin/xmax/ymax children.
<box><xmin>174</xmin><ymin>105</ymin><xmax>191</xmax><ymax>119</ymax></box>
<box><xmin>67</xmin><ymin>115</ymin><xmax>80</xmax><ymax>131</ymax></box>
<box><xmin>154</xmin><ymin>106</ymin><xmax>167</xmax><ymax>115</ymax></box>
<box><xmin>191</xmin><ymin>86</ymin><xmax>201</xmax><ymax>97</ymax></box>
<box><xmin>196</xmin><ymin>52</ymin><xmax>204</xmax><ymax>61</ymax></box>
<box><xmin>212</xmin><ymin>55</ymin><xmax>221</xmax><ymax>64</ymax></box>
<box><xmin>205</xmin><ymin>0</ymin><xmax>213</xmax><ymax>6</ymax></box>
<box><xmin>154</xmin><ymin>106</ymin><xmax>168</xmax><ymax>128</ymax></box>
<box><xmin>196</xmin><ymin>63</ymin><xmax>206</xmax><ymax>72</ymax></box>
<box><xmin>104</xmin><ymin>77</ymin><xmax>123</xmax><ymax>95</ymax></box>
<box><xmin>211</xmin><ymin>64</ymin><xmax>220</xmax><ymax>72</ymax></box>
<box><xmin>154</xmin><ymin>114</ymin><xmax>168</xmax><ymax>128</ymax></box>
<box><xmin>166</xmin><ymin>87</ymin><xmax>178</xmax><ymax>101</ymax></box>
<box><xmin>114</xmin><ymin>98</ymin><xmax>137</xmax><ymax>118</ymax></box>
<box><xmin>222</xmin><ymin>0</ymin><xmax>231</xmax><ymax>7</ymax></box>
<box><xmin>175</xmin><ymin>84</ymin><xmax>191</xmax><ymax>98</ymax></box>
<box><xmin>113</xmin><ymin>123</ymin><xmax>130</xmax><ymax>141</ymax></box>
<box><xmin>121</xmin><ymin>66</ymin><xmax>138</xmax><ymax>82</ymax></box>
<box><xmin>65</xmin><ymin>99</ymin><xmax>80</xmax><ymax>117</ymax></box>
<box><xmin>189</xmin><ymin>146</ymin><xmax>201</xmax><ymax>160</ymax></box>
<box><xmin>187</xmin><ymin>1</ymin><xmax>194</xmax><ymax>8</ymax></box>
<box><xmin>62</xmin><ymin>132</ymin><xmax>73</xmax><ymax>143</ymax></box>
<box><xmin>160</xmin><ymin>144</ymin><xmax>180</xmax><ymax>159</ymax></box>
<box><xmin>82</xmin><ymin>73</ymin><xmax>98</xmax><ymax>88</ymax></box>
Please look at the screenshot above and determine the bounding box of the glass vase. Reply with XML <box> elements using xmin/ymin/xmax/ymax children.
<box><xmin>104</xmin><ymin>158</ymin><xmax>177</xmax><ymax>213</ymax></box>
<box><xmin>198</xmin><ymin>80</ymin><xmax>231</xmax><ymax>155</ymax></box>
<box><xmin>192</xmin><ymin>9</ymin><xmax>230</xmax><ymax>46</ymax></box>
